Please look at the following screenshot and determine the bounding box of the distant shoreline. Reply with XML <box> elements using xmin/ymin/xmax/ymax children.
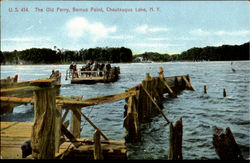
<box><xmin>1</xmin><ymin>60</ymin><xmax>250</xmax><ymax>66</ymax></box>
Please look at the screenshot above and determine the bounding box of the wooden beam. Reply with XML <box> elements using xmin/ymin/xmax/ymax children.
<box><xmin>0</xmin><ymin>86</ymin><xmax>40</xmax><ymax>97</ymax></box>
<box><xmin>0</xmin><ymin>81</ymin><xmax>31</xmax><ymax>89</ymax></box>
<box><xmin>141</xmin><ymin>86</ymin><xmax>170</xmax><ymax>124</ymax></box>
<box><xmin>78</xmin><ymin>110</ymin><xmax>109</xmax><ymax>141</ymax></box>
<box><xmin>0</xmin><ymin>96</ymin><xmax>33</xmax><ymax>103</ymax></box>
<box><xmin>61</xmin><ymin>125</ymin><xmax>82</xmax><ymax>148</ymax></box>
<box><xmin>160</xmin><ymin>78</ymin><xmax>177</xmax><ymax>98</ymax></box>
<box><xmin>56</xmin><ymin>91</ymin><xmax>136</xmax><ymax>107</ymax></box>
<box><xmin>181</xmin><ymin>75</ymin><xmax>195</xmax><ymax>91</ymax></box>
<box><xmin>30</xmin><ymin>78</ymin><xmax>57</xmax><ymax>87</ymax></box>
<box><xmin>0</xmin><ymin>90</ymin><xmax>136</xmax><ymax>108</ymax></box>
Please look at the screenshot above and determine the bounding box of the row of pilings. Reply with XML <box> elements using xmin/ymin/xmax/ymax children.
<box><xmin>122</xmin><ymin>67</ymin><xmax>244</xmax><ymax>160</ymax></box>
<box><xmin>122</xmin><ymin>67</ymin><xmax>194</xmax><ymax>160</ymax></box>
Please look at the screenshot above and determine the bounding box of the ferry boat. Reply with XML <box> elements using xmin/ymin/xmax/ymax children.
<box><xmin>66</xmin><ymin>66</ymin><xmax>120</xmax><ymax>84</ymax></box>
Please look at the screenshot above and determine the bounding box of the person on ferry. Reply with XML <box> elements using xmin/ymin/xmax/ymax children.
<box><xmin>104</xmin><ymin>61</ymin><xmax>111</xmax><ymax>79</ymax></box>
<box><xmin>69</xmin><ymin>62</ymin><xmax>74</xmax><ymax>78</ymax></box>
<box><xmin>99</xmin><ymin>63</ymin><xmax>105</xmax><ymax>76</ymax></box>
<box><xmin>50</xmin><ymin>69</ymin><xmax>56</xmax><ymax>78</ymax></box>
<box><xmin>55</xmin><ymin>70</ymin><xmax>61</xmax><ymax>85</ymax></box>
<box><xmin>73</xmin><ymin>63</ymin><xmax>79</xmax><ymax>78</ymax></box>
<box><xmin>91</xmin><ymin>61</ymin><xmax>99</xmax><ymax>76</ymax></box>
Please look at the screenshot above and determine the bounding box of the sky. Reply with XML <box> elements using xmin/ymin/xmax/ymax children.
<box><xmin>1</xmin><ymin>1</ymin><xmax>250</xmax><ymax>54</ymax></box>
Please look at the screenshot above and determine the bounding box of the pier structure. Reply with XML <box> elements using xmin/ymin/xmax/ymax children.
<box><xmin>1</xmin><ymin>67</ymin><xmax>195</xmax><ymax>159</ymax></box>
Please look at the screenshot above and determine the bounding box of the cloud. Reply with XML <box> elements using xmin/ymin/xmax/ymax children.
<box><xmin>149</xmin><ymin>27</ymin><xmax>169</xmax><ymax>32</ymax></box>
<box><xmin>106</xmin><ymin>35</ymin><xmax>134</xmax><ymax>39</ymax></box>
<box><xmin>2</xmin><ymin>37</ymin><xmax>51</xmax><ymax>42</ymax></box>
<box><xmin>135</xmin><ymin>25</ymin><xmax>169</xmax><ymax>34</ymax></box>
<box><xmin>147</xmin><ymin>37</ymin><xmax>169</xmax><ymax>41</ymax></box>
<box><xmin>147</xmin><ymin>36</ymin><xmax>196</xmax><ymax>41</ymax></box>
<box><xmin>66</xmin><ymin>17</ymin><xmax>116</xmax><ymax>40</ymax></box>
<box><xmin>214</xmin><ymin>30</ymin><xmax>250</xmax><ymax>36</ymax></box>
<box><xmin>189</xmin><ymin>29</ymin><xmax>210</xmax><ymax>36</ymax></box>
<box><xmin>190</xmin><ymin>29</ymin><xmax>250</xmax><ymax>36</ymax></box>
<box><xmin>26</xmin><ymin>25</ymin><xmax>34</xmax><ymax>31</ymax></box>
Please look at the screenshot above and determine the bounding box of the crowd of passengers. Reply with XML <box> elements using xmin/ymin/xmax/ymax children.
<box><xmin>69</xmin><ymin>60</ymin><xmax>111</xmax><ymax>78</ymax></box>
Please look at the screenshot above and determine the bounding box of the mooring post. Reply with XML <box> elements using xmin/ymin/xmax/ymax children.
<box><xmin>31</xmin><ymin>87</ymin><xmax>57</xmax><ymax>159</ymax></box>
<box><xmin>169</xmin><ymin>117</ymin><xmax>183</xmax><ymax>160</ymax></box>
<box><xmin>93</xmin><ymin>130</ymin><xmax>104</xmax><ymax>160</ymax></box>
<box><xmin>70</xmin><ymin>106</ymin><xmax>82</xmax><ymax>138</ymax></box>
<box><xmin>152</xmin><ymin>77</ymin><xmax>164</xmax><ymax>109</ymax></box>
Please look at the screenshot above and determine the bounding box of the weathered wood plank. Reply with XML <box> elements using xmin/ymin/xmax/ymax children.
<box><xmin>31</xmin><ymin>87</ymin><xmax>57</xmax><ymax>159</ymax></box>
<box><xmin>0</xmin><ymin>122</ymin><xmax>33</xmax><ymax>159</ymax></box>
<box><xmin>0</xmin><ymin>91</ymin><xmax>136</xmax><ymax>108</ymax></box>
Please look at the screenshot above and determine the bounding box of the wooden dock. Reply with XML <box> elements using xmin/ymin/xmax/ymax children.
<box><xmin>0</xmin><ymin>67</ymin><xmax>195</xmax><ymax>159</ymax></box>
<box><xmin>0</xmin><ymin>122</ymin><xmax>126</xmax><ymax>159</ymax></box>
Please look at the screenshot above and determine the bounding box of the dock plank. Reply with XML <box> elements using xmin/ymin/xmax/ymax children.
<box><xmin>0</xmin><ymin>122</ymin><xmax>126</xmax><ymax>159</ymax></box>
<box><xmin>0</xmin><ymin>122</ymin><xmax>33</xmax><ymax>159</ymax></box>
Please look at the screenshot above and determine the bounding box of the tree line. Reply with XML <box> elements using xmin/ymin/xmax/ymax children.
<box><xmin>0</xmin><ymin>47</ymin><xmax>133</xmax><ymax>64</ymax></box>
<box><xmin>134</xmin><ymin>42</ymin><xmax>249</xmax><ymax>62</ymax></box>
<box><xmin>0</xmin><ymin>42</ymin><xmax>248</xmax><ymax>64</ymax></box>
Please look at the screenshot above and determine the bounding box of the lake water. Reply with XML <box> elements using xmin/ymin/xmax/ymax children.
<box><xmin>1</xmin><ymin>61</ymin><xmax>249</xmax><ymax>160</ymax></box>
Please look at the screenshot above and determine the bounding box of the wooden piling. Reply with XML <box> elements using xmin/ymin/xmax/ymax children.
<box><xmin>31</xmin><ymin>87</ymin><xmax>57</xmax><ymax>159</ymax></box>
<box><xmin>123</xmin><ymin>95</ymin><xmax>140</xmax><ymax>143</ymax></box>
<box><xmin>223</xmin><ymin>88</ymin><xmax>226</xmax><ymax>97</ymax></box>
<box><xmin>93</xmin><ymin>130</ymin><xmax>104</xmax><ymax>160</ymax></box>
<box><xmin>152</xmin><ymin>77</ymin><xmax>164</xmax><ymax>109</ymax></box>
<box><xmin>168</xmin><ymin>117</ymin><xmax>183</xmax><ymax>160</ymax></box>
<box><xmin>142</xmin><ymin>73</ymin><xmax>153</xmax><ymax>120</ymax></box>
<box><xmin>204</xmin><ymin>85</ymin><xmax>207</xmax><ymax>94</ymax></box>
<box><xmin>213</xmin><ymin>127</ymin><xmax>244</xmax><ymax>160</ymax></box>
